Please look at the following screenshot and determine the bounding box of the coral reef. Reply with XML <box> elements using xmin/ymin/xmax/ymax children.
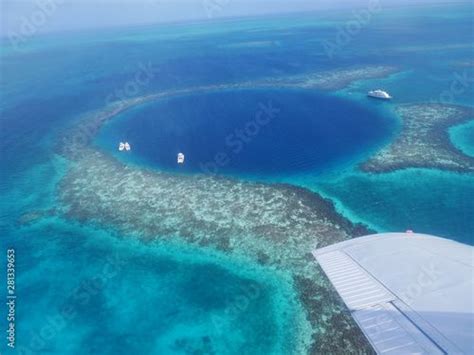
<box><xmin>255</xmin><ymin>66</ymin><xmax>398</xmax><ymax>91</ymax></box>
<box><xmin>17</xmin><ymin>209</ymin><xmax>57</xmax><ymax>225</ymax></box>
<box><xmin>361</xmin><ymin>104</ymin><xmax>474</xmax><ymax>173</ymax></box>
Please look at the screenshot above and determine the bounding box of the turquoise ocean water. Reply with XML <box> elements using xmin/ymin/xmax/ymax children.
<box><xmin>1</xmin><ymin>2</ymin><xmax>473</xmax><ymax>354</ymax></box>
<box><xmin>450</xmin><ymin>120</ymin><xmax>474</xmax><ymax>157</ymax></box>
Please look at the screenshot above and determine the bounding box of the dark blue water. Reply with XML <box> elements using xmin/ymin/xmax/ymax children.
<box><xmin>97</xmin><ymin>89</ymin><xmax>394</xmax><ymax>176</ymax></box>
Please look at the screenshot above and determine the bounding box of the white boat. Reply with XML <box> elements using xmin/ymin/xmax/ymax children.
<box><xmin>368</xmin><ymin>89</ymin><xmax>392</xmax><ymax>100</ymax></box>
<box><xmin>118</xmin><ymin>142</ymin><xmax>131</xmax><ymax>151</ymax></box>
<box><xmin>177</xmin><ymin>152</ymin><xmax>185</xmax><ymax>164</ymax></box>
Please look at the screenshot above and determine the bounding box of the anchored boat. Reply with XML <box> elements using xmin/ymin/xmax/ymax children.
<box><xmin>368</xmin><ymin>89</ymin><xmax>392</xmax><ymax>100</ymax></box>
<box><xmin>177</xmin><ymin>152</ymin><xmax>185</xmax><ymax>164</ymax></box>
<box><xmin>118</xmin><ymin>142</ymin><xmax>131</xmax><ymax>151</ymax></box>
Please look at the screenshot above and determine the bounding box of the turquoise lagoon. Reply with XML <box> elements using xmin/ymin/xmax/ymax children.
<box><xmin>450</xmin><ymin>120</ymin><xmax>474</xmax><ymax>158</ymax></box>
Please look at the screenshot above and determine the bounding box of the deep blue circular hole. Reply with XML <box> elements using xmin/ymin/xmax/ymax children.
<box><xmin>97</xmin><ymin>89</ymin><xmax>394</xmax><ymax>176</ymax></box>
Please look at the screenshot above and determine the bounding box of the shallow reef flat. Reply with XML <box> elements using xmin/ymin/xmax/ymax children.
<box><xmin>58</xmin><ymin>149</ymin><xmax>369</xmax><ymax>254</ymax></box>
<box><xmin>254</xmin><ymin>65</ymin><xmax>398</xmax><ymax>91</ymax></box>
<box><xmin>361</xmin><ymin>104</ymin><xmax>474</xmax><ymax>173</ymax></box>
<box><xmin>50</xmin><ymin>66</ymin><xmax>395</xmax><ymax>353</ymax></box>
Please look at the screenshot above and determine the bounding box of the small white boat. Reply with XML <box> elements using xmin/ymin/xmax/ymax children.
<box><xmin>118</xmin><ymin>142</ymin><xmax>131</xmax><ymax>151</ymax></box>
<box><xmin>368</xmin><ymin>89</ymin><xmax>392</xmax><ymax>100</ymax></box>
<box><xmin>177</xmin><ymin>152</ymin><xmax>185</xmax><ymax>164</ymax></box>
